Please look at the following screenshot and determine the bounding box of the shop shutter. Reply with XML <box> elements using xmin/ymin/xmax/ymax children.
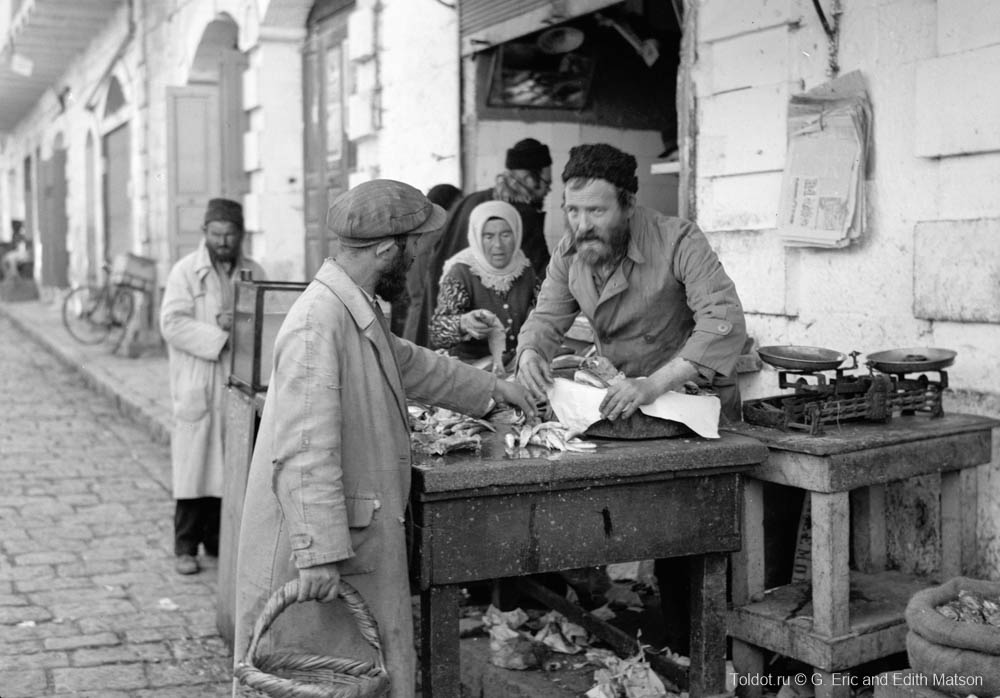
<box><xmin>461</xmin><ymin>0</ymin><xmax>550</xmax><ymax>36</ymax></box>
<box><xmin>459</xmin><ymin>0</ymin><xmax>623</xmax><ymax>54</ymax></box>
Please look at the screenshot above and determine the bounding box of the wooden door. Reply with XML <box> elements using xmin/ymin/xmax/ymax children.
<box><xmin>166</xmin><ymin>85</ymin><xmax>221</xmax><ymax>263</ymax></box>
<box><xmin>23</xmin><ymin>155</ymin><xmax>33</xmax><ymax>250</ymax></box>
<box><xmin>85</xmin><ymin>134</ymin><xmax>99</xmax><ymax>283</ymax></box>
<box><xmin>102</xmin><ymin>123</ymin><xmax>132</xmax><ymax>263</ymax></box>
<box><xmin>303</xmin><ymin>10</ymin><xmax>351</xmax><ymax>279</ymax></box>
<box><xmin>40</xmin><ymin>144</ymin><xmax>70</xmax><ymax>287</ymax></box>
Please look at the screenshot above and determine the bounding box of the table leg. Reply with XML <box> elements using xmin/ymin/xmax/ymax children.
<box><xmin>850</xmin><ymin>484</ymin><xmax>887</xmax><ymax>573</ymax></box>
<box><xmin>732</xmin><ymin>478</ymin><xmax>766</xmax><ymax>698</ymax></box>
<box><xmin>811</xmin><ymin>492</ymin><xmax>850</xmax><ymax>638</ymax></box>
<box><xmin>732</xmin><ymin>478</ymin><xmax>765</xmax><ymax>605</ymax></box>
<box><xmin>940</xmin><ymin>470</ymin><xmax>962</xmax><ymax>578</ymax></box>
<box><xmin>814</xmin><ymin>669</ymin><xmax>851</xmax><ymax>698</ymax></box>
<box><xmin>420</xmin><ymin>583</ymin><xmax>462</xmax><ymax>698</ymax></box>
<box><xmin>689</xmin><ymin>553</ymin><xmax>727</xmax><ymax>698</ymax></box>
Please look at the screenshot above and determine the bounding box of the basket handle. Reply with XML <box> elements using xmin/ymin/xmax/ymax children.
<box><xmin>243</xmin><ymin>578</ymin><xmax>385</xmax><ymax>669</ymax></box>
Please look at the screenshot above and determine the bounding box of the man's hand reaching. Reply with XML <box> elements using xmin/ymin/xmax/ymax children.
<box><xmin>492</xmin><ymin>378</ymin><xmax>537</xmax><ymax>420</ymax></box>
<box><xmin>515</xmin><ymin>349</ymin><xmax>553</xmax><ymax>404</ymax></box>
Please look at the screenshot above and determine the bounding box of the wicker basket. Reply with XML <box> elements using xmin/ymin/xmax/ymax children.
<box><xmin>234</xmin><ymin>579</ymin><xmax>389</xmax><ymax>698</ymax></box>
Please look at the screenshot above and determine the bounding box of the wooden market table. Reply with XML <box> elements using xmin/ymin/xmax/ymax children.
<box><xmin>725</xmin><ymin>414</ymin><xmax>998</xmax><ymax>698</ymax></box>
<box><xmin>411</xmin><ymin>431</ymin><xmax>768</xmax><ymax>698</ymax></box>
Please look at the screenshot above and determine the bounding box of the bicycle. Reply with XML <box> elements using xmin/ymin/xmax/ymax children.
<box><xmin>62</xmin><ymin>253</ymin><xmax>155</xmax><ymax>350</ymax></box>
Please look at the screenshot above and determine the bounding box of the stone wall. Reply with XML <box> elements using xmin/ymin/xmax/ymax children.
<box><xmin>694</xmin><ymin>0</ymin><xmax>1000</xmax><ymax>576</ymax></box>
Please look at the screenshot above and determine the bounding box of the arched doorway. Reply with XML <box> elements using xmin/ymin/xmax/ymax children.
<box><xmin>166</xmin><ymin>14</ymin><xmax>246</xmax><ymax>263</ymax></box>
<box><xmin>85</xmin><ymin>132</ymin><xmax>99</xmax><ymax>283</ymax></box>
<box><xmin>40</xmin><ymin>134</ymin><xmax>69</xmax><ymax>287</ymax></box>
<box><xmin>102</xmin><ymin>75</ymin><xmax>132</xmax><ymax>264</ymax></box>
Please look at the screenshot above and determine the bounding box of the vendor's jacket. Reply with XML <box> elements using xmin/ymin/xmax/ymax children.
<box><xmin>517</xmin><ymin>205</ymin><xmax>747</xmax><ymax>417</ymax></box>
<box><xmin>160</xmin><ymin>241</ymin><xmax>265</xmax><ymax>499</ymax></box>
<box><xmin>233</xmin><ymin>259</ymin><xmax>496</xmax><ymax>698</ymax></box>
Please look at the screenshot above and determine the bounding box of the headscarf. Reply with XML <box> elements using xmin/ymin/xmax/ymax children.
<box><xmin>440</xmin><ymin>201</ymin><xmax>531</xmax><ymax>293</ymax></box>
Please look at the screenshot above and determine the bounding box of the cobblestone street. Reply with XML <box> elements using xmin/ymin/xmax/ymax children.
<box><xmin>0</xmin><ymin>315</ymin><xmax>232</xmax><ymax>697</ymax></box>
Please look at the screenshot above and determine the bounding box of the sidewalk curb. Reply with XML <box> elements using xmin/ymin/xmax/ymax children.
<box><xmin>0</xmin><ymin>302</ymin><xmax>172</xmax><ymax>445</ymax></box>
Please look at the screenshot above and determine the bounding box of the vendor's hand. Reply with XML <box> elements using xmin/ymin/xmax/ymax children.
<box><xmin>297</xmin><ymin>563</ymin><xmax>340</xmax><ymax>603</ymax></box>
<box><xmin>216</xmin><ymin>311</ymin><xmax>233</xmax><ymax>332</ymax></box>
<box><xmin>600</xmin><ymin>378</ymin><xmax>661</xmax><ymax>421</ymax></box>
<box><xmin>515</xmin><ymin>349</ymin><xmax>553</xmax><ymax>403</ymax></box>
<box><xmin>492</xmin><ymin>379</ymin><xmax>537</xmax><ymax>420</ymax></box>
<box><xmin>459</xmin><ymin>309</ymin><xmax>497</xmax><ymax>340</ymax></box>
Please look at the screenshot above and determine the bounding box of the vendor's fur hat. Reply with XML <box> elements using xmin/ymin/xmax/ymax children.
<box><xmin>562</xmin><ymin>143</ymin><xmax>639</xmax><ymax>194</ymax></box>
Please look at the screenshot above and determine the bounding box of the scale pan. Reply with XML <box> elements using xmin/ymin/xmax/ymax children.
<box><xmin>867</xmin><ymin>347</ymin><xmax>956</xmax><ymax>373</ymax></box>
<box><xmin>757</xmin><ymin>345</ymin><xmax>846</xmax><ymax>371</ymax></box>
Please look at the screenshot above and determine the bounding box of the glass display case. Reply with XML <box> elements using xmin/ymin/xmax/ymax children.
<box><xmin>229</xmin><ymin>278</ymin><xmax>308</xmax><ymax>393</ymax></box>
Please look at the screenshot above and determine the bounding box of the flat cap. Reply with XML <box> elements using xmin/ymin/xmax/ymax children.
<box><xmin>327</xmin><ymin>179</ymin><xmax>447</xmax><ymax>248</ymax></box>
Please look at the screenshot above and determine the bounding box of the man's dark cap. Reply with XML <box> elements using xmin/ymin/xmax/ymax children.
<box><xmin>204</xmin><ymin>198</ymin><xmax>244</xmax><ymax>228</ymax></box>
<box><xmin>562</xmin><ymin>143</ymin><xmax>639</xmax><ymax>193</ymax></box>
<box><xmin>327</xmin><ymin>179</ymin><xmax>447</xmax><ymax>248</ymax></box>
<box><xmin>505</xmin><ymin>138</ymin><xmax>552</xmax><ymax>171</ymax></box>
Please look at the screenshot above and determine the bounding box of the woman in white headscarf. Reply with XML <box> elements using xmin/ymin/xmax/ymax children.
<box><xmin>430</xmin><ymin>200</ymin><xmax>539</xmax><ymax>373</ymax></box>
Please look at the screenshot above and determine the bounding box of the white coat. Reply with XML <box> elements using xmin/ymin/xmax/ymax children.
<box><xmin>160</xmin><ymin>241</ymin><xmax>266</xmax><ymax>499</ymax></box>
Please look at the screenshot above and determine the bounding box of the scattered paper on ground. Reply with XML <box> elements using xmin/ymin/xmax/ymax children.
<box><xmin>584</xmin><ymin>646</ymin><xmax>675</xmax><ymax>698</ymax></box>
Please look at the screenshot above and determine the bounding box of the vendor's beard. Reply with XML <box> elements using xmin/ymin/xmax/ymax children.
<box><xmin>375</xmin><ymin>249</ymin><xmax>409</xmax><ymax>302</ymax></box>
<box><xmin>575</xmin><ymin>224</ymin><xmax>629</xmax><ymax>267</ymax></box>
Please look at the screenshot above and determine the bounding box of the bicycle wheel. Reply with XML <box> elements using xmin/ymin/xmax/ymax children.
<box><xmin>62</xmin><ymin>286</ymin><xmax>112</xmax><ymax>345</ymax></box>
<box><xmin>107</xmin><ymin>288</ymin><xmax>135</xmax><ymax>351</ymax></box>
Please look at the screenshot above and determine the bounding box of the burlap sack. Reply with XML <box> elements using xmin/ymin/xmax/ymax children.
<box><xmin>905</xmin><ymin>577</ymin><xmax>1000</xmax><ymax>694</ymax></box>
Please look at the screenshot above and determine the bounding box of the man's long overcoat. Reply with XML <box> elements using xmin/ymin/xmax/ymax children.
<box><xmin>160</xmin><ymin>242</ymin><xmax>266</xmax><ymax>498</ymax></box>
<box><xmin>233</xmin><ymin>259</ymin><xmax>495</xmax><ymax>698</ymax></box>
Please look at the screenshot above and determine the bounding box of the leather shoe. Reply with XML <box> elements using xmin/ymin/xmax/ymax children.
<box><xmin>175</xmin><ymin>554</ymin><xmax>200</xmax><ymax>575</ymax></box>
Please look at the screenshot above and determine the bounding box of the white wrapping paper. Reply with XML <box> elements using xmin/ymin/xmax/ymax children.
<box><xmin>546</xmin><ymin>377</ymin><xmax>721</xmax><ymax>439</ymax></box>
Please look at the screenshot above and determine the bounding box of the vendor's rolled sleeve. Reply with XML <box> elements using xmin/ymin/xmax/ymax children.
<box><xmin>672</xmin><ymin>227</ymin><xmax>746</xmax><ymax>378</ymax></box>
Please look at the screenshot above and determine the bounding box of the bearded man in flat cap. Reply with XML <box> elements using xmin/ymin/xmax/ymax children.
<box><xmin>403</xmin><ymin>137</ymin><xmax>553</xmax><ymax>347</ymax></box>
<box><xmin>160</xmin><ymin>198</ymin><xmax>266</xmax><ymax>576</ymax></box>
<box><xmin>232</xmin><ymin>180</ymin><xmax>535</xmax><ymax>698</ymax></box>
<box><xmin>515</xmin><ymin>143</ymin><xmax>747</xmax><ymax>653</ymax></box>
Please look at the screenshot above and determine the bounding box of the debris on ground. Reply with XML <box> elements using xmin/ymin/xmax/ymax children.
<box><xmin>584</xmin><ymin>644</ymin><xmax>674</xmax><ymax>698</ymax></box>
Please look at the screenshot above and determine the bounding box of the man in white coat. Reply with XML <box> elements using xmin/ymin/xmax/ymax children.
<box><xmin>160</xmin><ymin>198</ymin><xmax>266</xmax><ymax>575</ymax></box>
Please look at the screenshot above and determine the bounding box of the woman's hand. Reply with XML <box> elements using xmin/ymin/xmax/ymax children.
<box><xmin>459</xmin><ymin>309</ymin><xmax>498</xmax><ymax>340</ymax></box>
<box><xmin>297</xmin><ymin>563</ymin><xmax>340</xmax><ymax>603</ymax></box>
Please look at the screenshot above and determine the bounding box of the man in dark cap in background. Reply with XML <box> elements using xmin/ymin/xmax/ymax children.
<box><xmin>403</xmin><ymin>137</ymin><xmax>553</xmax><ymax>346</ymax></box>
<box><xmin>393</xmin><ymin>183</ymin><xmax>463</xmax><ymax>340</ymax></box>
<box><xmin>160</xmin><ymin>198</ymin><xmax>266</xmax><ymax>575</ymax></box>
<box><xmin>515</xmin><ymin>143</ymin><xmax>747</xmax><ymax>654</ymax></box>
<box><xmin>233</xmin><ymin>180</ymin><xmax>535</xmax><ymax>698</ymax></box>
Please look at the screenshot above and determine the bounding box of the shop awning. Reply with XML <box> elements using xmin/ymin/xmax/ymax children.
<box><xmin>0</xmin><ymin>0</ymin><xmax>122</xmax><ymax>132</ymax></box>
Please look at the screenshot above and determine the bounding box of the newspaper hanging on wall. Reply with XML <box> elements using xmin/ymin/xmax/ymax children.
<box><xmin>777</xmin><ymin>71</ymin><xmax>872</xmax><ymax>248</ymax></box>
